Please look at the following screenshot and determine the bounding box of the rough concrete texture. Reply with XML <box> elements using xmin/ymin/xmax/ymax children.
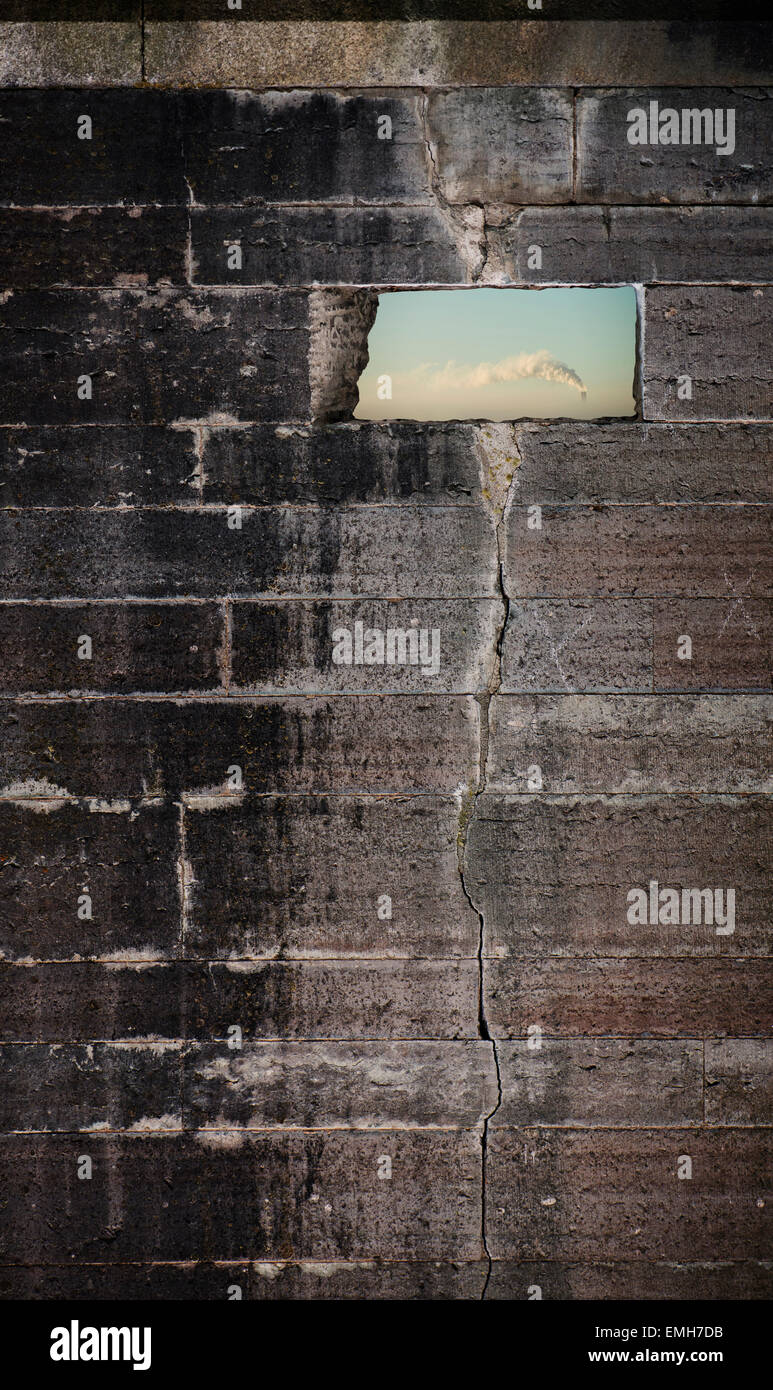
<box><xmin>486</xmin><ymin>207</ymin><xmax>773</xmax><ymax>285</ymax></box>
<box><xmin>485</xmin><ymin>695</ymin><xmax>772</xmax><ymax>794</ymax></box>
<box><xmin>182</xmin><ymin>794</ymin><xmax>480</xmax><ymax>958</ymax></box>
<box><xmin>487</xmin><ymin>1129</ymin><xmax>772</xmax><ymax>1260</ymax></box>
<box><xmin>0</xmin><ymin>38</ymin><xmax>770</xmax><ymax>1305</ymax></box>
<box><xmin>142</xmin><ymin>23</ymin><xmax>773</xmax><ymax>88</ymax></box>
<box><xmin>466</xmin><ymin>794</ymin><xmax>773</xmax><ymax>956</ymax></box>
<box><xmin>577</xmin><ymin>88</ymin><xmax>773</xmax><ymax>205</ymax></box>
<box><xmin>643</xmin><ymin>286</ymin><xmax>772</xmax><ymax>420</ymax></box>
<box><xmin>0</xmin><ymin>23</ymin><xmax>140</xmax><ymax>87</ymax></box>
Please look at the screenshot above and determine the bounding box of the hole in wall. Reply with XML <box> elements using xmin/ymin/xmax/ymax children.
<box><xmin>354</xmin><ymin>287</ymin><xmax>638</xmax><ymax>422</ymax></box>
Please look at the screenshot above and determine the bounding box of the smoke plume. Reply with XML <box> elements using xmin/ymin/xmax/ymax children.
<box><xmin>449</xmin><ymin>349</ymin><xmax>586</xmax><ymax>396</ymax></box>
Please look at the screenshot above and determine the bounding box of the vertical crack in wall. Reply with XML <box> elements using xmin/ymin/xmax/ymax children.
<box><xmin>456</xmin><ymin>423</ymin><xmax>519</xmax><ymax>1295</ymax></box>
<box><xmin>420</xmin><ymin>92</ymin><xmax>488</xmax><ymax>284</ymax></box>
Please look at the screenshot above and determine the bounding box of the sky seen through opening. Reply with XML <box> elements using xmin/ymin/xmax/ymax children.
<box><xmin>355</xmin><ymin>287</ymin><xmax>638</xmax><ymax>421</ymax></box>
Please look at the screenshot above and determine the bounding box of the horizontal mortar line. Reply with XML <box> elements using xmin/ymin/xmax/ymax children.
<box><xmin>3</xmin><ymin>691</ymin><xmax>485</xmax><ymax>700</ymax></box>
<box><xmin>0</xmin><ymin>502</ymin><xmax>493</xmax><ymax>512</ymax></box>
<box><xmin>0</xmin><ymin>796</ymin><xmax>453</xmax><ymax>808</ymax></box>
<box><xmin>0</xmin><ymin>594</ymin><xmax>498</xmax><ymax>605</ymax></box>
<box><xmin>0</xmin><ymin>1264</ymin><xmax>483</xmax><ymax>1276</ymax></box>
<box><xmin>2</xmin><ymin>1033</ymin><xmax>765</xmax><ymax>1042</ymax></box>
<box><xmin>642</xmin><ymin>418</ymin><xmax>773</xmax><ymax>426</ymax></box>
<box><xmin>465</xmin><ymin>792</ymin><xmax>773</xmax><ymax>799</ymax></box>
<box><xmin>5</xmin><ymin>1027</ymin><xmax>773</xmax><ymax>1037</ymax></box>
<box><xmin>506</xmin><ymin>590</ymin><xmax>773</xmax><ymax>599</ymax></box>
<box><xmin>464</xmin><ymin>1122</ymin><xmax>773</xmax><ymax>1130</ymax></box>
<box><xmin>184</xmin><ymin>279</ymin><xmax>773</xmax><ymax>290</ymax></box>
<box><xmin>5</xmin><ymin>689</ymin><xmax>488</xmax><ymax>702</ymax></box>
<box><xmin>0</xmin><ymin>593</ymin><xmax>500</xmax><ymax>602</ymax></box>
<box><xmin>0</xmin><ymin>1124</ymin><xmax>488</xmax><ymax>1135</ymax></box>
<box><xmin>8</xmin><ymin>78</ymin><xmax>773</xmax><ymax>94</ymax></box>
<box><xmin>6</xmin><ymin>796</ymin><xmax>773</xmax><ymax>808</ymax></box>
<box><xmin>3</xmin><ymin>688</ymin><xmax>773</xmax><ymax>700</ymax></box>
<box><xmin>4</xmin><ymin>689</ymin><xmax>489</xmax><ymax>700</ymax></box>
<box><xmin>0</xmin><ymin>956</ymin><xmax>486</xmax><ymax>966</ymax></box>
<box><xmin>2</xmin><ymin>503</ymin><xmax>772</xmax><ymax>513</ymax></box>
<box><xmin>506</xmin><ymin>687</ymin><xmax>773</xmax><ymax>695</ymax></box>
<box><xmin>1</xmin><ymin>421</ymin><xmax>770</xmax><ymax>433</ymax></box>
<box><xmin>505</xmin><ymin>500</ymin><xmax>773</xmax><ymax>508</ymax></box>
<box><xmin>0</xmin><ymin>1033</ymin><xmax>735</xmax><ymax>1041</ymax></box>
<box><xmin>3</xmin><ymin>279</ymin><xmax>773</xmax><ymax>293</ymax></box>
<box><xmin>0</xmin><ymin>1258</ymin><xmax>761</xmax><ymax>1271</ymax></box>
<box><xmin>2</xmin><ymin>420</ymin><xmax>771</xmax><ymax>429</ymax></box>
<box><xmin>0</xmin><ymin>596</ymin><xmax>221</xmax><ymax>605</ymax></box>
<box><xmin>0</xmin><ymin>959</ymin><xmax>486</xmax><ymax>968</ymax></box>
<box><xmin>0</xmin><ymin>1123</ymin><xmax>764</xmax><ymax>1134</ymax></box>
<box><xmin>9</xmin><ymin>202</ymin><xmax>772</xmax><ymax>213</ymax></box>
<box><xmin>0</xmin><ymin>1038</ymin><xmax>487</xmax><ymax>1046</ymax></box>
<box><xmin>484</xmin><ymin>957</ymin><xmax>773</xmax><ymax>962</ymax></box>
<box><xmin>0</xmin><ymin>795</ymin><xmax>458</xmax><ymax>806</ymax></box>
<box><xmin>0</xmin><ymin>595</ymin><xmax>769</xmax><ymax>607</ymax></box>
<box><xmin>652</xmin><ymin>687</ymin><xmax>773</xmax><ymax>696</ymax></box>
<box><xmin>7</xmin><ymin>500</ymin><xmax>773</xmax><ymax>511</ymax></box>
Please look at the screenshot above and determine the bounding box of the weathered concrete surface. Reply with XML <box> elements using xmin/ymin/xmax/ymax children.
<box><xmin>249</xmin><ymin>1258</ymin><xmax>488</xmax><ymax>1299</ymax></box>
<box><xmin>181</xmin><ymin>90</ymin><xmax>431</xmax><ymax>205</ymax></box>
<box><xmin>486</xmin><ymin>1129</ymin><xmax>773</xmax><ymax>1260</ymax></box>
<box><xmin>0</xmin><ymin>507</ymin><xmax>497</xmax><ymax>599</ymax></box>
<box><xmin>183</xmin><ymin>1042</ymin><xmax>497</xmax><ymax>1129</ymax></box>
<box><xmin>199</xmin><ymin>421</ymin><xmax>489</xmax><ymax>506</ymax></box>
<box><xmin>144</xmin><ymin>23</ymin><xmax>773</xmax><ymax>88</ymax></box>
<box><xmin>704</xmin><ymin>1040</ymin><xmax>773</xmax><ymax>1125</ymax></box>
<box><xmin>0</xmin><ymin>209</ymin><xmax>188</xmax><ymax>289</ymax></box>
<box><xmin>0</xmin><ymin>961</ymin><xmax>481</xmax><ymax>1041</ymax></box>
<box><xmin>0</xmin><ymin>90</ymin><xmax>184</xmax><ymax>205</ymax></box>
<box><xmin>465</xmin><ymin>794</ymin><xmax>772</xmax><ymax>957</ymax></box>
<box><xmin>653</xmin><ymin>599</ymin><xmax>772</xmax><ymax>691</ymax></box>
<box><xmin>0</xmin><ymin>1043</ymin><xmax>181</xmax><ymax>1133</ymax></box>
<box><xmin>500</xmin><ymin>599</ymin><xmax>653</xmax><ymax>692</ymax></box>
<box><xmin>0</xmin><ymin>55</ymin><xmax>769</xmax><ymax>1304</ymax></box>
<box><xmin>183</xmin><ymin>794</ymin><xmax>478</xmax><ymax>959</ymax></box>
<box><xmin>484</xmin><ymin>958</ymin><xmax>773</xmax><ymax>1038</ymax></box>
<box><xmin>0</xmin><ymin>289</ymin><xmax>310</xmax><ymax>425</ymax></box>
<box><xmin>510</xmin><ymin>423</ymin><xmax>773</xmax><ymax>504</ymax></box>
<box><xmin>0</xmin><ymin>1131</ymin><xmax>484</xmax><ymax>1262</ymax></box>
<box><xmin>0</xmin><ymin>800</ymin><xmax>180</xmax><ymax>962</ymax></box>
<box><xmin>486</xmin><ymin>207</ymin><xmax>773</xmax><ymax>285</ymax></box>
<box><xmin>492</xmin><ymin>1040</ymin><xmax>704</xmax><ymax>1127</ymax></box>
<box><xmin>643</xmin><ymin>286</ymin><xmax>773</xmax><ymax>421</ymax></box>
<box><xmin>0</xmin><ymin>23</ymin><xmax>141</xmax><ymax>87</ymax></box>
<box><xmin>0</xmin><ymin>697</ymin><xmax>480</xmax><ymax>796</ymax></box>
<box><xmin>191</xmin><ymin>206</ymin><xmax>482</xmax><ymax>286</ymax></box>
<box><xmin>577</xmin><ymin>88</ymin><xmax>773</xmax><ymax>205</ymax></box>
<box><xmin>0</xmin><ymin>601</ymin><xmax>223</xmax><ymax>694</ymax></box>
<box><xmin>0</xmin><ymin>1259</ymin><xmax>490</xmax><ymax>1300</ymax></box>
<box><xmin>8</xmin><ymin>1256</ymin><xmax>773</xmax><ymax>1300</ymax></box>
<box><xmin>425</xmin><ymin>88</ymin><xmax>573</xmax><ymax>205</ymax></box>
<box><xmin>0</xmin><ymin>426</ymin><xmax>200</xmax><ymax>508</ymax></box>
<box><xmin>486</xmin><ymin>1260</ymin><xmax>773</xmax><ymax>1301</ymax></box>
<box><xmin>187</xmin><ymin>960</ymin><xmax>482</xmax><ymax>1040</ymax></box>
<box><xmin>486</xmin><ymin>694</ymin><xmax>773</xmax><ymax>794</ymax></box>
<box><xmin>229</xmin><ymin>599</ymin><xmax>503</xmax><ymax>693</ymax></box>
<box><xmin>503</xmin><ymin>504</ymin><xmax>773</xmax><ymax>598</ymax></box>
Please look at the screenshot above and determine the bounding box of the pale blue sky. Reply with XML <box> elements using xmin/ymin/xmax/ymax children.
<box><xmin>355</xmin><ymin>287</ymin><xmax>637</xmax><ymax>421</ymax></box>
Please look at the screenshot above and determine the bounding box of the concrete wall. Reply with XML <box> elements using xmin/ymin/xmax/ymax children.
<box><xmin>0</xmin><ymin>20</ymin><xmax>771</xmax><ymax>1299</ymax></box>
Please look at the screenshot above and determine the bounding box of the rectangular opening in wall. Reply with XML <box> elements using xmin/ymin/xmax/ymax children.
<box><xmin>355</xmin><ymin>287</ymin><xmax>637</xmax><ymax>422</ymax></box>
